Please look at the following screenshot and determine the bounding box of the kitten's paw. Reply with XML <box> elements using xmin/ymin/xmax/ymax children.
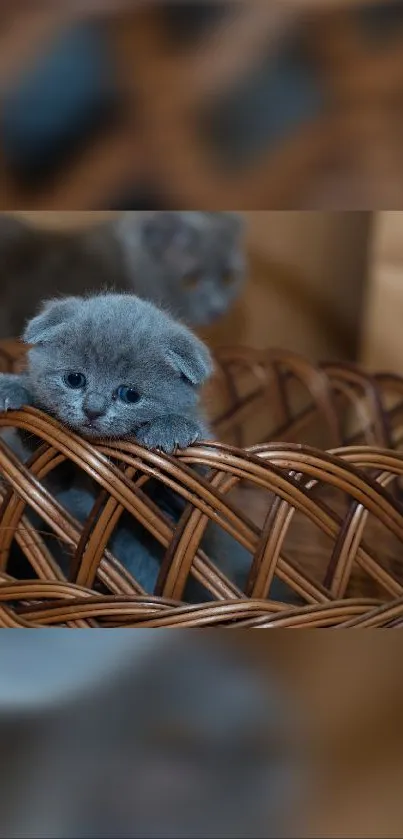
<box><xmin>0</xmin><ymin>378</ymin><xmax>32</xmax><ymax>413</ymax></box>
<box><xmin>135</xmin><ymin>417</ymin><xmax>204</xmax><ymax>454</ymax></box>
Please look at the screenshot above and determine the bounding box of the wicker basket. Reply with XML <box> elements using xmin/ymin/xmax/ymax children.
<box><xmin>1</xmin><ymin>339</ymin><xmax>403</xmax><ymax>628</ymax></box>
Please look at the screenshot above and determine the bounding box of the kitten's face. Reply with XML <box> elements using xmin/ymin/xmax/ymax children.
<box><xmin>175</xmin><ymin>245</ymin><xmax>245</xmax><ymax>326</ymax></box>
<box><xmin>56</xmin><ymin>638</ymin><xmax>302</xmax><ymax>839</ymax></box>
<box><xmin>25</xmin><ymin>295</ymin><xmax>211</xmax><ymax>439</ymax></box>
<box><xmin>172</xmin><ymin>214</ymin><xmax>246</xmax><ymax>326</ymax></box>
<box><xmin>121</xmin><ymin>212</ymin><xmax>246</xmax><ymax>326</ymax></box>
<box><xmin>110</xmin><ymin>641</ymin><xmax>299</xmax><ymax>839</ymax></box>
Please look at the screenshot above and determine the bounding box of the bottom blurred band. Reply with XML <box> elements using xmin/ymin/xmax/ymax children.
<box><xmin>0</xmin><ymin>632</ymin><xmax>402</xmax><ymax>837</ymax></box>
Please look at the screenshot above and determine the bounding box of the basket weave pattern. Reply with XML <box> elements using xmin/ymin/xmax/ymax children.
<box><xmin>1</xmin><ymin>341</ymin><xmax>403</xmax><ymax>628</ymax></box>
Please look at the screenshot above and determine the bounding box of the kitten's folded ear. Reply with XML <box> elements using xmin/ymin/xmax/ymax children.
<box><xmin>23</xmin><ymin>297</ymin><xmax>81</xmax><ymax>345</ymax></box>
<box><xmin>224</xmin><ymin>211</ymin><xmax>244</xmax><ymax>229</ymax></box>
<box><xmin>167</xmin><ymin>326</ymin><xmax>213</xmax><ymax>386</ymax></box>
<box><xmin>220</xmin><ymin>212</ymin><xmax>245</xmax><ymax>238</ymax></box>
<box><xmin>142</xmin><ymin>212</ymin><xmax>196</xmax><ymax>258</ymax></box>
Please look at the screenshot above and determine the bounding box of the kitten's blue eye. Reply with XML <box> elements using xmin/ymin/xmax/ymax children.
<box><xmin>116</xmin><ymin>385</ymin><xmax>140</xmax><ymax>404</ymax></box>
<box><xmin>63</xmin><ymin>372</ymin><xmax>86</xmax><ymax>389</ymax></box>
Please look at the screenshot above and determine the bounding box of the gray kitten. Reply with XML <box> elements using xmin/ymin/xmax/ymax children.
<box><xmin>0</xmin><ymin>211</ymin><xmax>245</xmax><ymax>339</ymax></box>
<box><xmin>21</xmin><ymin>292</ymin><xmax>211</xmax><ymax>451</ymax></box>
<box><xmin>0</xmin><ymin>293</ymin><xmax>294</xmax><ymax>603</ymax></box>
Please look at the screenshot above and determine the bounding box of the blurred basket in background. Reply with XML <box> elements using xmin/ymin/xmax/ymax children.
<box><xmin>1</xmin><ymin>1</ymin><xmax>403</xmax><ymax>209</ymax></box>
<box><xmin>1</xmin><ymin>339</ymin><xmax>403</xmax><ymax>628</ymax></box>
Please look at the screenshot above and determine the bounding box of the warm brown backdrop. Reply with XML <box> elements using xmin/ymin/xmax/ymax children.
<box><xmin>10</xmin><ymin>210</ymin><xmax>372</xmax><ymax>363</ymax></box>
<box><xmin>361</xmin><ymin>211</ymin><xmax>403</xmax><ymax>375</ymax></box>
<box><xmin>251</xmin><ymin>633</ymin><xmax>403</xmax><ymax>838</ymax></box>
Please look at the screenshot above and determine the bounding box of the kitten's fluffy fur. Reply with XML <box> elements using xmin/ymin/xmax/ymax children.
<box><xmin>22</xmin><ymin>292</ymin><xmax>211</xmax><ymax>450</ymax></box>
<box><xmin>0</xmin><ymin>211</ymin><xmax>245</xmax><ymax>339</ymax></box>
<box><xmin>0</xmin><ymin>294</ymin><xmax>293</xmax><ymax>602</ymax></box>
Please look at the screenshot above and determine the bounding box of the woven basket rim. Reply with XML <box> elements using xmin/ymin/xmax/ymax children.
<box><xmin>1</xmin><ymin>344</ymin><xmax>403</xmax><ymax>627</ymax></box>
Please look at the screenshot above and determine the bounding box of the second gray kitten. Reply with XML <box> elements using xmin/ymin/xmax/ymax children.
<box><xmin>0</xmin><ymin>634</ymin><xmax>303</xmax><ymax>838</ymax></box>
<box><xmin>0</xmin><ymin>211</ymin><xmax>246</xmax><ymax>339</ymax></box>
<box><xmin>0</xmin><ymin>293</ymin><xmax>294</xmax><ymax>603</ymax></box>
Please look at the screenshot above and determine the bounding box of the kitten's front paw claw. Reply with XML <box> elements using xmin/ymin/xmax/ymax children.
<box><xmin>0</xmin><ymin>383</ymin><xmax>30</xmax><ymax>413</ymax></box>
<box><xmin>135</xmin><ymin>417</ymin><xmax>202</xmax><ymax>454</ymax></box>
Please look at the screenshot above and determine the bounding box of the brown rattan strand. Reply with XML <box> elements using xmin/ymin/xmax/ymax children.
<box><xmin>0</xmin><ymin>415</ymin><xmax>245</xmax><ymax>601</ymax></box>
<box><xmin>1</xmin><ymin>343</ymin><xmax>403</xmax><ymax>626</ymax></box>
<box><xmin>0</xmin><ymin>439</ymin><xmax>145</xmax><ymax>597</ymax></box>
<box><xmin>1</xmin><ymin>592</ymin><xmax>387</xmax><ymax>629</ymax></box>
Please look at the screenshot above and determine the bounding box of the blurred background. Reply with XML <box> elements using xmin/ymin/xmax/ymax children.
<box><xmin>7</xmin><ymin>208</ymin><xmax>401</xmax><ymax>377</ymax></box>
<box><xmin>1</xmin><ymin>1</ymin><xmax>403</xmax><ymax>209</ymax></box>
<box><xmin>1</xmin><ymin>631</ymin><xmax>403</xmax><ymax>838</ymax></box>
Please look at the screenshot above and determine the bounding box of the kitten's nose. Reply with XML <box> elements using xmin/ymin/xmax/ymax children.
<box><xmin>84</xmin><ymin>406</ymin><xmax>104</xmax><ymax>421</ymax></box>
<box><xmin>83</xmin><ymin>395</ymin><xmax>107</xmax><ymax>421</ymax></box>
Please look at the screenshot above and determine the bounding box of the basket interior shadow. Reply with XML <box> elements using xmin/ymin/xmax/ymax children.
<box><xmin>1</xmin><ymin>340</ymin><xmax>403</xmax><ymax>628</ymax></box>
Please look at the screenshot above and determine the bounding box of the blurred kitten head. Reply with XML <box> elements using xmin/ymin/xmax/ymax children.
<box><xmin>115</xmin><ymin>211</ymin><xmax>246</xmax><ymax>326</ymax></box>
<box><xmin>101</xmin><ymin>636</ymin><xmax>302</xmax><ymax>839</ymax></box>
<box><xmin>23</xmin><ymin>293</ymin><xmax>212</xmax><ymax>438</ymax></box>
<box><xmin>14</xmin><ymin>635</ymin><xmax>304</xmax><ymax>839</ymax></box>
